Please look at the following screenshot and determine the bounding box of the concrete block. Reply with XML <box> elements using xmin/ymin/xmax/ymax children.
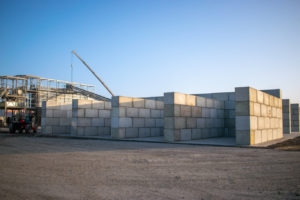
<box><xmin>164</xmin><ymin>129</ymin><xmax>178</xmax><ymax>142</ymax></box>
<box><xmin>263</xmin><ymin>93</ymin><xmax>270</xmax><ymax>105</ymax></box>
<box><xmin>105</xmin><ymin>101</ymin><xmax>111</xmax><ymax>109</ymax></box>
<box><xmin>164</xmin><ymin>104</ymin><xmax>180</xmax><ymax>117</ymax></box>
<box><xmin>180</xmin><ymin>129</ymin><xmax>192</xmax><ymax>141</ymax></box>
<box><xmin>236</xmin><ymin>131</ymin><xmax>251</xmax><ymax>145</ymax></box>
<box><xmin>98</xmin><ymin>127</ymin><xmax>110</xmax><ymax>136</ymax></box>
<box><xmin>265</xmin><ymin>117</ymin><xmax>270</xmax><ymax>129</ymax></box>
<box><xmin>85</xmin><ymin>109</ymin><xmax>98</xmax><ymax>118</ymax></box>
<box><xmin>181</xmin><ymin>105</ymin><xmax>192</xmax><ymax>117</ymax></box>
<box><xmin>119</xmin><ymin>118</ymin><xmax>132</xmax><ymax>128</ymax></box>
<box><xmin>46</xmin><ymin>118</ymin><xmax>60</xmax><ymax>126</ymax></box>
<box><xmin>202</xmin><ymin>128</ymin><xmax>211</xmax><ymax>138</ymax></box>
<box><xmin>210</xmin><ymin>109</ymin><xmax>217</xmax><ymax>118</ymax></box>
<box><xmin>77</xmin><ymin>109</ymin><xmax>85</xmax><ymax>117</ymax></box>
<box><xmin>99</xmin><ymin>110</ymin><xmax>111</xmax><ymax>118</ymax></box>
<box><xmin>105</xmin><ymin>118</ymin><xmax>111</xmax><ymax>127</ymax></box>
<box><xmin>139</xmin><ymin>109</ymin><xmax>151</xmax><ymax>118</ymax></box>
<box><xmin>217</xmin><ymin>109</ymin><xmax>225</xmax><ymax>118</ymax></box>
<box><xmin>92</xmin><ymin>118</ymin><xmax>104</xmax><ymax>126</ymax></box>
<box><xmin>272</xmin><ymin>107</ymin><xmax>277</xmax><ymax>118</ymax></box>
<box><xmin>77</xmin><ymin>118</ymin><xmax>92</xmax><ymax>126</ymax></box>
<box><xmin>174</xmin><ymin>117</ymin><xmax>186</xmax><ymax>129</ymax></box>
<box><xmin>156</xmin><ymin>101</ymin><xmax>164</xmax><ymax>109</ymax></box>
<box><xmin>151</xmin><ymin>128</ymin><xmax>161</xmax><ymax>136</ymax></box>
<box><xmin>196</xmin><ymin>96</ymin><xmax>206</xmax><ymax>107</ymax></box>
<box><xmin>235</xmin><ymin>101</ymin><xmax>249</xmax><ymax>116</ymax></box>
<box><xmin>67</xmin><ymin>110</ymin><xmax>72</xmax><ymax>118</ymax></box>
<box><xmin>201</xmin><ymin>108</ymin><xmax>210</xmax><ymax>118</ymax></box>
<box><xmin>119</xmin><ymin>96</ymin><xmax>133</xmax><ymax>107</ymax></box>
<box><xmin>261</xmin><ymin>104</ymin><xmax>267</xmax><ymax>117</ymax></box>
<box><xmin>257</xmin><ymin>90</ymin><xmax>264</xmax><ymax>103</ymax></box>
<box><xmin>174</xmin><ymin>92</ymin><xmax>186</xmax><ymax>105</ymax></box>
<box><xmin>164</xmin><ymin>117</ymin><xmax>174</xmax><ymax>129</ymax></box>
<box><xmin>53</xmin><ymin>110</ymin><xmax>67</xmax><ymax>118</ymax></box>
<box><xmin>92</xmin><ymin>101</ymin><xmax>105</xmax><ymax>109</ymax></box>
<box><xmin>254</xmin><ymin>130</ymin><xmax>261</xmax><ymax>144</ymax></box>
<box><xmin>257</xmin><ymin>117</ymin><xmax>265</xmax><ymax>129</ymax></box>
<box><xmin>139</xmin><ymin>128</ymin><xmax>151</xmax><ymax>137</ymax></box>
<box><xmin>253</xmin><ymin>103</ymin><xmax>261</xmax><ymax>116</ymax></box>
<box><xmin>127</xmin><ymin>108</ymin><xmax>139</xmax><ymax>117</ymax></box>
<box><xmin>60</xmin><ymin>118</ymin><xmax>71</xmax><ymax>126</ymax></box>
<box><xmin>155</xmin><ymin>119</ymin><xmax>164</xmax><ymax>127</ymax></box>
<box><xmin>261</xmin><ymin>130</ymin><xmax>267</xmax><ymax>143</ymax></box>
<box><xmin>249</xmin><ymin>88</ymin><xmax>257</xmax><ymax>102</ymax></box>
<box><xmin>145</xmin><ymin>99</ymin><xmax>156</xmax><ymax>109</ymax></box>
<box><xmin>206</xmin><ymin>99</ymin><xmax>214</xmax><ymax>108</ymax></box>
<box><xmin>235</xmin><ymin>87</ymin><xmax>250</xmax><ymax>101</ymax></box>
<box><xmin>46</xmin><ymin>110</ymin><xmax>53</xmax><ymax>118</ymax></box>
<box><xmin>269</xmin><ymin>96</ymin><xmax>274</xmax><ymax>107</ymax></box>
<box><xmin>225</xmin><ymin>101</ymin><xmax>235</xmax><ymax>110</ymax></box>
<box><xmin>192</xmin><ymin>107</ymin><xmax>202</xmax><ymax>117</ymax></box>
<box><xmin>52</xmin><ymin>126</ymin><xmax>70</xmax><ymax>135</ymax></box>
<box><xmin>111</xmin><ymin>107</ymin><xmax>126</xmax><ymax>118</ymax></box>
<box><xmin>196</xmin><ymin>118</ymin><xmax>206</xmax><ymax>128</ymax></box>
<box><xmin>187</xmin><ymin>118</ymin><xmax>197</xmax><ymax>128</ymax></box>
<box><xmin>78</xmin><ymin>100</ymin><xmax>92</xmax><ymax>109</ymax></box>
<box><xmin>164</xmin><ymin>92</ymin><xmax>174</xmax><ymax>105</ymax></box>
<box><xmin>186</xmin><ymin>95</ymin><xmax>196</xmax><ymax>106</ymax></box>
<box><xmin>76</xmin><ymin>127</ymin><xmax>85</xmax><ymax>136</ymax></box>
<box><xmin>125</xmin><ymin>128</ymin><xmax>139</xmax><ymax>138</ymax></box>
<box><xmin>145</xmin><ymin>118</ymin><xmax>156</xmax><ymax>127</ymax></box>
<box><xmin>133</xmin><ymin>98</ymin><xmax>145</xmax><ymax>108</ymax></box>
<box><xmin>111</xmin><ymin>128</ymin><xmax>125</xmax><ymax>139</ymax></box>
<box><xmin>267</xmin><ymin>129</ymin><xmax>273</xmax><ymax>141</ymax></box>
<box><xmin>205</xmin><ymin>118</ymin><xmax>213</xmax><ymax>127</ymax></box>
<box><xmin>191</xmin><ymin>129</ymin><xmax>202</xmax><ymax>139</ymax></box>
<box><xmin>235</xmin><ymin>116</ymin><xmax>250</xmax><ymax>131</ymax></box>
<box><xmin>151</xmin><ymin>109</ymin><xmax>161</xmax><ymax>118</ymax></box>
<box><xmin>84</xmin><ymin>127</ymin><xmax>98</xmax><ymax>136</ymax></box>
<box><xmin>133</xmin><ymin>118</ymin><xmax>145</xmax><ymax>128</ymax></box>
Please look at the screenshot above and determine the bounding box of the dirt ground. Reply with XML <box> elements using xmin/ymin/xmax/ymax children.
<box><xmin>269</xmin><ymin>136</ymin><xmax>300</xmax><ymax>151</ymax></box>
<box><xmin>0</xmin><ymin>135</ymin><xmax>300</xmax><ymax>200</ymax></box>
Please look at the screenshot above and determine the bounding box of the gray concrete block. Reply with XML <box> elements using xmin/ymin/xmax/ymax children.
<box><xmin>164</xmin><ymin>117</ymin><xmax>174</xmax><ymax>129</ymax></box>
<box><xmin>77</xmin><ymin>118</ymin><xmax>92</xmax><ymax>126</ymax></box>
<box><xmin>84</xmin><ymin>127</ymin><xmax>98</xmax><ymax>136</ymax></box>
<box><xmin>186</xmin><ymin>95</ymin><xmax>196</xmax><ymax>106</ymax></box>
<box><xmin>196</xmin><ymin>118</ymin><xmax>206</xmax><ymax>128</ymax></box>
<box><xmin>201</xmin><ymin>108</ymin><xmax>210</xmax><ymax>118</ymax></box>
<box><xmin>235</xmin><ymin>101</ymin><xmax>250</xmax><ymax>116</ymax></box>
<box><xmin>174</xmin><ymin>117</ymin><xmax>186</xmax><ymax>129</ymax></box>
<box><xmin>105</xmin><ymin>101</ymin><xmax>111</xmax><ymax>109</ymax></box>
<box><xmin>111</xmin><ymin>117</ymin><xmax>119</xmax><ymax>128</ymax></box>
<box><xmin>192</xmin><ymin>107</ymin><xmax>201</xmax><ymax>117</ymax></box>
<box><xmin>105</xmin><ymin>118</ymin><xmax>111</xmax><ymax>127</ymax></box>
<box><xmin>181</xmin><ymin>105</ymin><xmax>192</xmax><ymax>117</ymax></box>
<box><xmin>205</xmin><ymin>118</ymin><xmax>213</xmax><ymax>127</ymax></box>
<box><xmin>119</xmin><ymin>118</ymin><xmax>132</xmax><ymax>128</ymax></box>
<box><xmin>164</xmin><ymin>92</ymin><xmax>175</xmax><ymax>105</ymax></box>
<box><xmin>46</xmin><ymin>118</ymin><xmax>60</xmax><ymax>126</ymax></box>
<box><xmin>145</xmin><ymin>99</ymin><xmax>156</xmax><ymax>109</ymax></box>
<box><xmin>155</xmin><ymin>119</ymin><xmax>164</xmax><ymax>127</ymax></box>
<box><xmin>139</xmin><ymin>108</ymin><xmax>151</xmax><ymax>118</ymax></box>
<box><xmin>235</xmin><ymin>131</ymin><xmax>251</xmax><ymax>145</ymax></box>
<box><xmin>151</xmin><ymin>109</ymin><xmax>161</xmax><ymax>118</ymax></box>
<box><xmin>180</xmin><ymin>129</ymin><xmax>192</xmax><ymax>141</ymax></box>
<box><xmin>133</xmin><ymin>118</ymin><xmax>145</xmax><ymax>128</ymax></box>
<box><xmin>145</xmin><ymin>118</ymin><xmax>156</xmax><ymax>127</ymax></box>
<box><xmin>127</xmin><ymin>108</ymin><xmax>139</xmax><ymax>117</ymax></box>
<box><xmin>125</xmin><ymin>128</ymin><xmax>139</xmax><ymax>138</ymax></box>
<box><xmin>85</xmin><ymin>109</ymin><xmax>98</xmax><ymax>118</ymax></box>
<box><xmin>174</xmin><ymin>92</ymin><xmax>186</xmax><ymax>105</ymax></box>
<box><xmin>210</xmin><ymin>109</ymin><xmax>217</xmax><ymax>118</ymax></box>
<box><xmin>99</xmin><ymin>110</ymin><xmax>111</xmax><ymax>118</ymax></box>
<box><xmin>98</xmin><ymin>127</ymin><xmax>111</xmax><ymax>136</ymax></box>
<box><xmin>133</xmin><ymin>98</ymin><xmax>145</xmax><ymax>108</ymax></box>
<box><xmin>164</xmin><ymin>129</ymin><xmax>175</xmax><ymax>142</ymax></box>
<box><xmin>46</xmin><ymin>110</ymin><xmax>53</xmax><ymax>118</ymax></box>
<box><xmin>235</xmin><ymin>87</ymin><xmax>250</xmax><ymax>101</ymax></box>
<box><xmin>206</xmin><ymin>99</ymin><xmax>214</xmax><ymax>108</ymax></box>
<box><xmin>191</xmin><ymin>129</ymin><xmax>202</xmax><ymax>139</ymax></box>
<box><xmin>225</xmin><ymin>101</ymin><xmax>235</xmax><ymax>110</ymax></box>
<box><xmin>156</xmin><ymin>101</ymin><xmax>164</xmax><ymax>109</ymax></box>
<box><xmin>119</xmin><ymin>96</ymin><xmax>133</xmax><ymax>107</ymax></box>
<box><xmin>92</xmin><ymin>118</ymin><xmax>104</xmax><ymax>127</ymax></box>
<box><xmin>235</xmin><ymin>116</ymin><xmax>250</xmax><ymax>131</ymax></box>
<box><xmin>111</xmin><ymin>128</ymin><xmax>125</xmax><ymax>139</ymax></box>
<box><xmin>139</xmin><ymin>128</ymin><xmax>151</xmax><ymax>137</ymax></box>
<box><xmin>60</xmin><ymin>118</ymin><xmax>71</xmax><ymax>126</ymax></box>
<box><xmin>164</xmin><ymin>104</ymin><xmax>180</xmax><ymax>117</ymax></box>
<box><xmin>187</xmin><ymin>118</ymin><xmax>197</xmax><ymax>128</ymax></box>
<box><xmin>151</xmin><ymin>128</ymin><xmax>161</xmax><ymax>136</ymax></box>
<box><xmin>196</xmin><ymin>96</ymin><xmax>206</xmax><ymax>107</ymax></box>
<box><xmin>92</xmin><ymin>101</ymin><xmax>105</xmax><ymax>109</ymax></box>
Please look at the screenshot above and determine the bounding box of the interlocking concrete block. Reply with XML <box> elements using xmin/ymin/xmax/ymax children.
<box><xmin>84</xmin><ymin>127</ymin><xmax>98</xmax><ymax>136</ymax></box>
<box><xmin>272</xmin><ymin>107</ymin><xmax>277</xmax><ymax>118</ymax></box>
<box><xmin>261</xmin><ymin>130</ymin><xmax>267</xmax><ymax>143</ymax></box>
<box><xmin>174</xmin><ymin>92</ymin><xmax>186</xmax><ymax>105</ymax></box>
<box><xmin>92</xmin><ymin>118</ymin><xmax>104</xmax><ymax>126</ymax></box>
<box><xmin>186</xmin><ymin>95</ymin><xmax>196</xmax><ymax>106</ymax></box>
<box><xmin>119</xmin><ymin>118</ymin><xmax>132</xmax><ymax>128</ymax></box>
<box><xmin>174</xmin><ymin>117</ymin><xmax>186</xmax><ymax>129</ymax></box>
<box><xmin>78</xmin><ymin>100</ymin><xmax>93</xmax><ymax>109</ymax></box>
<box><xmin>164</xmin><ymin>92</ymin><xmax>175</xmax><ymax>105</ymax></box>
<box><xmin>180</xmin><ymin>129</ymin><xmax>192</xmax><ymax>141</ymax></box>
<box><xmin>254</xmin><ymin>130</ymin><xmax>261</xmax><ymax>144</ymax></box>
<box><xmin>145</xmin><ymin>99</ymin><xmax>156</xmax><ymax>109</ymax></box>
<box><xmin>46</xmin><ymin>110</ymin><xmax>53</xmax><ymax>118</ymax></box>
<box><xmin>267</xmin><ymin>129</ymin><xmax>273</xmax><ymax>141</ymax></box>
<box><xmin>67</xmin><ymin>110</ymin><xmax>72</xmax><ymax>118</ymax></box>
<box><xmin>201</xmin><ymin>108</ymin><xmax>210</xmax><ymax>118</ymax></box>
<box><xmin>206</xmin><ymin>99</ymin><xmax>214</xmax><ymax>108</ymax></box>
<box><xmin>187</xmin><ymin>118</ymin><xmax>197</xmax><ymax>128</ymax></box>
<box><xmin>85</xmin><ymin>109</ymin><xmax>98</xmax><ymax>118</ymax></box>
<box><xmin>92</xmin><ymin>101</ymin><xmax>105</xmax><ymax>109</ymax></box>
<box><xmin>181</xmin><ymin>105</ymin><xmax>192</xmax><ymax>117</ymax></box>
<box><xmin>225</xmin><ymin>101</ymin><xmax>235</xmax><ymax>110</ymax></box>
<box><xmin>99</xmin><ymin>110</ymin><xmax>111</xmax><ymax>118</ymax></box>
<box><xmin>235</xmin><ymin>130</ymin><xmax>251</xmax><ymax>145</ymax></box>
<box><xmin>205</xmin><ymin>118</ymin><xmax>213</xmax><ymax>127</ymax></box>
<box><xmin>145</xmin><ymin>118</ymin><xmax>156</xmax><ymax>127</ymax></box>
<box><xmin>210</xmin><ymin>109</ymin><xmax>217</xmax><ymax>118</ymax></box>
<box><xmin>164</xmin><ymin>104</ymin><xmax>180</xmax><ymax>117</ymax></box>
<box><xmin>264</xmin><ymin>117</ymin><xmax>270</xmax><ymax>129</ymax></box>
<box><xmin>139</xmin><ymin>109</ymin><xmax>151</xmax><ymax>118</ymax></box>
<box><xmin>164</xmin><ymin>117</ymin><xmax>174</xmax><ymax>129</ymax></box>
<box><xmin>256</xmin><ymin>90</ymin><xmax>264</xmax><ymax>103</ymax></box>
<box><xmin>191</xmin><ymin>129</ymin><xmax>202</xmax><ymax>139</ymax></box>
<box><xmin>111</xmin><ymin>128</ymin><xmax>125</xmax><ymax>139</ymax></box>
<box><xmin>260</xmin><ymin>104</ymin><xmax>267</xmax><ymax>117</ymax></box>
<box><xmin>111</xmin><ymin>107</ymin><xmax>126</xmax><ymax>118</ymax></box>
<box><xmin>76</xmin><ymin>127</ymin><xmax>85</xmax><ymax>136</ymax></box>
<box><xmin>105</xmin><ymin>101</ymin><xmax>111</xmax><ymax>109</ymax></box>
<box><xmin>118</xmin><ymin>96</ymin><xmax>132</xmax><ymax>107</ymax></box>
<box><xmin>257</xmin><ymin>117</ymin><xmax>265</xmax><ymax>129</ymax></box>
<box><xmin>151</xmin><ymin>109</ymin><xmax>161</xmax><ymax>118</ymax></box>
<box><xmin>133</xmin><ymin>98</ymin><xmax>145</xmax><ymax>108</ymax></box>
<box><xmin>196</xmin><ymin>118</ymin><xmax>206</xmax><ymax>128</ymax></box>
<box><xmin>156</xmin><ymin>101</ymin><xmax>164</xmax><ymax>109</ymax></box>
<box><xmin>42</xmin><ymin>126</ymin><xmax>52</xmax><ymax>135</ymax></box>
<box><xmin>235</xmin><ymin>101</ymin><xmax>249</xmax><ymax>116</ymax></box>
<box><xmin>155</xmin><ymin>119</ymin><xmax>164</xmax><ymax>127</ymax></box>
<box><xmin>276</xmin><ymin>108</ymin><xmax>282</xmax><ymax>118</ymax></box>
<box><xmin>139</xmin><ymin>128</ymin><xmax>151</xmax><ymax>137</ymax></box>
<box><xmin>105</xmin><ymin>118</ymin><xmax>111</xmax><ymax>127</ymax></box>
<box><xmin>151</xmin><ymin>128</ymin><xmax>161</xmax><ymax>136</ymax></box>
<box><xmin>98</xmin><ymin>127</ymin><xmax>110</xmax><ymax>136</ymax></box>
<box><xmin>235</xmin><ymin>116</ymin><xmax>250</xmax><ymax>131</ymax></box>
<box><xmin>53</xmin><ymin>110</ymin><xmax>67</xmax><ymax>118</ymax></box>
<box><xmin>269</xmin><ymin>96</ymin><xmax>274</xmax><ymax>107</ymax></box>
<box><xmin>133</xmin><ymin>118</ymin><xmax>145</xmax><ymax>128</ymax></box>
<box><xmin>217</xmin><ymin>109</ymin><xmax>225</xmax><ymax>118</ymax></box>
<box><xmin>164</xmin><ymin>129</ymin><xmax>176</xmax><ymax>142</ymax></box>
<box><xmin>196</xmin><ymin>96</ymin><xmax>206</xmax><ymax>107</ymax></box>
<box><xmin>52</xmin><ymin>126</ymin><xmax>70</xmax><ymax>135</ymax></box>
<box><xmin>202</xmin><ymin>128</ymin><xmax>211</xmax><ymax>138</ymax></box>
<box><xmin>46</xmin><ymin>118</ymin><xmax>60</xmax><ymax>126</ymax></box>
<box><xmin>77</xmin><ymin>118</ymin><xmax>92</xmax><ymax>126</ymax></box>
<box><xmin>235</xmin><ymin>87</ymin><xmax>250</xmax><ymax>101</ymax></box>
<box><xmin>249</xmin><ymin>88</ymin><xmax>257</xmax><ymax>102</ymax></box>
<box><xmin>127</xmin><ymin>108</ymin><xmax>139</xmax><ymax>117</ymax></box>
<box><xmin>60</xmin><ymin>118</ymin><xmax>71</xmax><ymax>126</ymax></box>
<box><xmin>192</xmin><ymin>107</ymin><xmax>202</xmax><ymax>117</ymax></box>
<box><xmin>263</xmin><ymin>93</ymin><xmax>270</xmax><ymax>105</ymax></box>
<box><xmin>125</xmin><ymin>128</ymin><xmax>139</xmax><ymax>138</ymax></box>
<box><xmin>160</xmin><ymin>110</ymin><xmax>164</xmax><ymax>118</ymax></box>
<box><xmin>253</xmin><ymin>103</ymin><xmax>261</xmax><ymax>116</ymax></box>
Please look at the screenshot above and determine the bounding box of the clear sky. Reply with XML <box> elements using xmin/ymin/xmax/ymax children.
<box><xmin>0</xmin><ymin>0</ymin><xmax>299</xmax><ymax>102</ymax></box>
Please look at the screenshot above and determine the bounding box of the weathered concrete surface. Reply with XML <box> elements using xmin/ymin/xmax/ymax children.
<box><xmin>0</xmin><ymin>136</ymin><xmax>300</xmax><ymax>200</ymax></box>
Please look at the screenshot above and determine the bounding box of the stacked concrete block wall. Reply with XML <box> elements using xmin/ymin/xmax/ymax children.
<box><xmin>111</xmin><ymin>96</ymin><xmax>164</xmax><ymax>139</ymax></box>
<box><xmin>235</xmin><ymin>87</ymin><xmax>283</xmax><ymax>145</ymax></box>
<box><xmin>194</xmin><ymin>92</ymin><xmax>235</xmax><ymax>137</ymax></box>
<box><xmin>291</xmin><ymin>104</ymin><xmax>300</xmax><ymax>132</ymax></box>
<box><xmin>41</xmin><ymin>101</ymin><xmax>72</xmax><ymax>135</ymax></box>
<box><xmin>282</xmin><ymin>99</ymin><xmax>291</xmax><ymax>134</ymax></box>
<box><xmin>71</xmin><ymin>99</ymin><xmax>111</xmax><ymax>136</ymax></box>
<box><xmin>164</xmin><ymin>92</ymin><xmax>225</xmax><ymax>142</ymax></box>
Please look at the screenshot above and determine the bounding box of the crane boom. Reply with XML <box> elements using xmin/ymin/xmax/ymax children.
<box><xmin>72</xmin><ymin>50</ymin><xmax>114</xmax><ymax>96</ymax></box>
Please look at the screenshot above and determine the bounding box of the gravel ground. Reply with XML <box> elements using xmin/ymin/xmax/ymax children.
<box><xmin>0</xmin><ymin>135</ymin><xmax>300</xmax><ymax>200</ymax></box>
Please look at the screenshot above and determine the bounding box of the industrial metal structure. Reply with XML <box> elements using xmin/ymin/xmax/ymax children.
<box><xmin>0</xmin><ymin>75</ymin><xmax>109</xmax><ymax>126</ymax></box>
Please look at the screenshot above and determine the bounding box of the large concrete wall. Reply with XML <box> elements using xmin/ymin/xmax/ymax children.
<box><xmin>291</xmin><ymin>104</ymin><xmax>300</xmax><ymax>132</ymax></box>
<box><xmin>71</xmin><ymin>99</ymin><xmax>111</xmax><ymax>136</ymax></box>
<box><xmin>282</xmin><ymin>99</ymin><xmax>291</xmax><ymax>134</ymax></box>
<box><xmin>41</xmin><ymin>101</ymin><xmax>72</xmax><ymax>135</ymax></box>
<box><xmin>111</xmin><ymin>96</ymin><xmax>164</xmax><ymax>139</ymax></box>
<box><xmin>164</xmin><ymin>92</ymin><xmax>225</xmax><ymax>142</ymax></box>
<box><xmin>235</xmin><ymin>87</ymin><xmax>283</xmax><ymax>145</ymax></box>
<box><xmin>194</xmin><ymin>92</ymin><xmax>235</xmax><ymax>137</ymax></box>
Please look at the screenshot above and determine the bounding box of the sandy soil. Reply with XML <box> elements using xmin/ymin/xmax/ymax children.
<box><xmin>0</xmin><ymin>134</ymin><xmax>300</xmax><ymax>200</ymax></box>
<box><xmin>269</xmin><ymin>136</ymin><xmax>300</xmax><ymax>151</ymax></box>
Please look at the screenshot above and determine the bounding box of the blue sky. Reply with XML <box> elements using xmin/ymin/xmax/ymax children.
<box><xmin>1</xmin><ymin>0</ymin><xmax>299</xmax><ymax>102</ymax></box>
